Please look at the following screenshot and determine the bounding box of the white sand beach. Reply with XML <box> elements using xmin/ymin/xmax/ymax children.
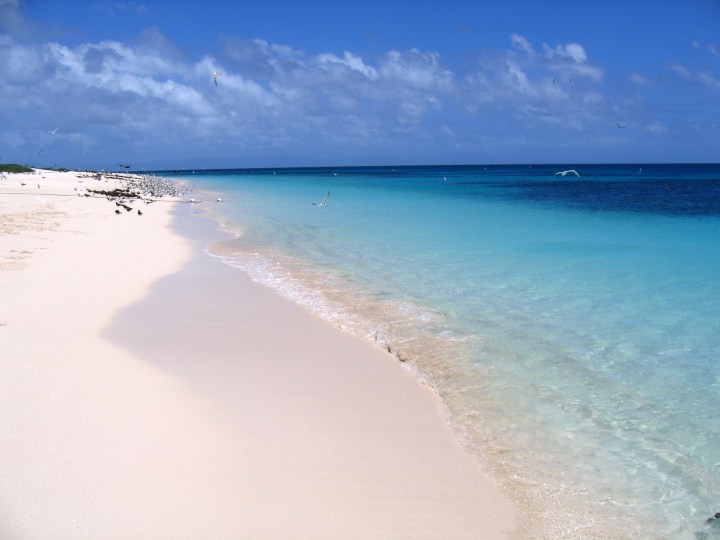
<box><xmin>0</xmin><ymin>169</ymin><xmax>516</xmax><ymax>539</ymax></box>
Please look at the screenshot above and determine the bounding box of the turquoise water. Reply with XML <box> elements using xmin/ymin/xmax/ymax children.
<box><xmin>170</xmin><ymin>164</ymin><xmax>720</xmax><ymax>539</ymax></box>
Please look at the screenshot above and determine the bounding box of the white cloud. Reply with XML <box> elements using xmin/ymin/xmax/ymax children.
<box><xmin>544</xmin><ymin>42</ymin><xmax>587</xmax><ymax>64</ymax></box>
<box><xmin>629</xmin><ymin>72</ymin><xmax>650</xmax><ymax>86</ymax></box>
<box><xmin>510</xmin><ymin>34</ymin><xmax>534</xmax><ymax>57</ymax></box>
<box><xmin>0</xmin><ymin>26</ymin><xmax>467</xmax><ymax>165</ymax></box>
<box><xmin>646</xmin><ymin>121</ymin><xmax>667</xmax><ymax>134</ymax></box>
<box><xmin>693</xmin><ymin>40</ymin><xmax>718</xmax><ymax>56</ymax></box>
<box><xmin>542</xmin><ymin>40</ymin><xmax>603</xmax><ymax>81</ymax></box>
<box><xmin>379</xmin><ymin>49</ymin><xmax>454</xmax><ymax>91</ymax></box>
<box><xmin>91</xmin><ymin>2</ymin><xmax>148</xmax><ymax>17</ymax></box>
<box><xmin>463</xmin><ymin>35</ymin><xmax>609</xmax><ymax>131</ymax></box>
<box><xmin>0</xmin><ymin>0</ymin><xmax>41</xmax><ymax>40</ymax></box>
<box><xmin>502</xmin><ymin>60</ymin><xmax>534</xmax><ymax>95</ymax></box>
<box><xmin>0</xmin><ymin>21</ymin><xmax>715</xmax><ymax>168</ymax></box>
<box><xmin>316</xmin><ymin>51</ymin><xmax>378</xmax><ymax>80</ymax></box>
<box><xmin>670</xmin><ymin>63</ymin><xmax>720</xmax><ymax>90</ymax></box>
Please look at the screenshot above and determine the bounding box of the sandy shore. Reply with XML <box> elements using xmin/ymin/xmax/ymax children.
<box><xmin>0</xmin><ymin>169</ymin><xmax>516</xmax><ymax>538</ymax></box>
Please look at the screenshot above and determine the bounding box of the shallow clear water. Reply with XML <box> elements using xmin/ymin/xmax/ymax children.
<box><xmin>170</xmin><ymin>164</ymin><xmax>720</xmax><ymax>539</ymax></box>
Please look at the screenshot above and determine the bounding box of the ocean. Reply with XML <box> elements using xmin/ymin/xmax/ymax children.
<box><xmin>168</xmin><ymin>164</ymin><xmax>720</xmax><ymax>539</ymax></box>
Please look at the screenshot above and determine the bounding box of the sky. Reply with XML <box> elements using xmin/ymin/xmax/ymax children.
<box><xmin>1</xmin><ymin>0</ymin><xmax>719</xmax><ymax>170</ymax></box>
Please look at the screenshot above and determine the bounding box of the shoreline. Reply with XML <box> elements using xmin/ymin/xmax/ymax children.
<box><xmin>1</xmin><ymin>169</ymin><xmax>517</xmax><ymax>538</ymax></box>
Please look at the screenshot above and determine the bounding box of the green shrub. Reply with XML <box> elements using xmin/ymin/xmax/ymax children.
<box><xmin>0</xmin><ymin>164</ymin><xmax>34</xmax><ymax>173</ymax></box>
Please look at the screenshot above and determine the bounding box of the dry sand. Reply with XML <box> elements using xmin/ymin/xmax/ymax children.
<box><xmin>0</xmin><ymin>169</ymin><xmax>516</xmax><ymax>539</ymax></box>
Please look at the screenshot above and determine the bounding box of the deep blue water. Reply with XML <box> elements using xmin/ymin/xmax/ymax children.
<box><xmin>163</xmin><ymin>163</ymin><xmax>720</xmax><ymax>539</ymax></box>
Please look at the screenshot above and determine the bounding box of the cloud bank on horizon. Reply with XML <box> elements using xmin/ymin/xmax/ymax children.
<box><xmin>0</xmin><ymin>0</ymin><xmax>719</xmax><ymax>169</ymax></box>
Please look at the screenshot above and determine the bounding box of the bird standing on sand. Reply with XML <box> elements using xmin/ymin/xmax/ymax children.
<box><xmin>555</xmin><ymin>170</ymin><xmax>580</xmax><ymax>177</ymax></box>
<box><xmin>212</xmin><ymin>71</ymin><xmax>222</xmax><ymax>86</ymax></box>
<box><xmin>312</xmin><ymin>190</ymin><xmax>331</xmax><ymax>207</ymax></box>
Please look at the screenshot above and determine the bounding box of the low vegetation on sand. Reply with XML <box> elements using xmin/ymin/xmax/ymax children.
<box><xmin>0</xmin><ymin>164</ymin><xmax>34</xmax><ymax>173</ymax></box>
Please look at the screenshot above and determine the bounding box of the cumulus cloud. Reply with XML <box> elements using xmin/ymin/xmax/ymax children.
<box><xmin>316</xmin><ymin>51</ymin><xmax>378</xmax><ymax>80</ymax></box>
<box><xmin>544</xmin><ymin>42</ymin><xmax>586</xmax><ymax>64</ymax></box>
<box><xmin>464</xmin><ymin>35</ymin><xmax>608</xmax><ymax>130</ymax></box>
<box><xmin>542</xmin><ymin>41</ymin><xmax>603</xmax><ymax>81</ymax></box>
<box><xmin>0</xmin><ymin>20</ymin><xmax>467</xmax><ymax>166</ymax></box>
<box><xmin>2</xmin><ymin>17</ymin><xmax>708</xmax><ymax>168</ymax></box>
<box><xmin>379</xmin><ymin>49</ymin><xmax>453</xmax><ymax>90</ymax></box>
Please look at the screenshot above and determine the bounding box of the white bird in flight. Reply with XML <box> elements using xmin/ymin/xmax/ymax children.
<box><xmin>313</xmin><ymin>190</ymin><xmax>330</xmax><ymax>207</ymax></box>
<box><xmin>212</xmin><ymin>71</ymin><xmax>222</xmax><ymax>86</ymax></box>
<box><xmin>555</xmin><ymin>169</ymin><xmax>580</xmax><ymax>177</ymax></box>
<box><xmin>47</xmin><ymin>128</ymin><xmax>58</xmax><ymax>134</ymax></box>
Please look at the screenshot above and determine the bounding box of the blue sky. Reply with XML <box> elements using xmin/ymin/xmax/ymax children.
<box><xmin>1</xmin><ymin>0</ymin><xmax>719</xmax><ymax>170</ymax></box>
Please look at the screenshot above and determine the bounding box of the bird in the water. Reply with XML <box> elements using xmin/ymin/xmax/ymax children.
<box><xmin>312</xmin><ymin>190</ymin><xmax>331</xmax><ymax>207</ymax></box>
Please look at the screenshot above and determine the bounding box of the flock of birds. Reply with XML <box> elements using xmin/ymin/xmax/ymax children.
<box><xmin>77</xmin><ymin>172</ymin><xmax>193</xmax><ymax>216</ymax></box>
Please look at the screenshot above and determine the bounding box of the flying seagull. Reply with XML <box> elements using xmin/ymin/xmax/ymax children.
<box><xmin>46</xmin><ymin>128</ymin><xmax>58</xmax><ymax>134</ymax></box>
<box><xmin>616</xmin><ymin>122</ymin><xmax>627</xmax><ymax>129</ymax></box>
<box><xmin>313</xmin><ymin>190</ymin><xmax>331</xmax><ymax>207</ymax></box>
<box><xmin>555</xmin><ymin>169</ymin><xmax>580</xmax><ymax>177</ymax></box>
<box><xmin>212</xmin><ymin>71</ymin><xmax>222</xmax><ymax>86</ymax></box>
